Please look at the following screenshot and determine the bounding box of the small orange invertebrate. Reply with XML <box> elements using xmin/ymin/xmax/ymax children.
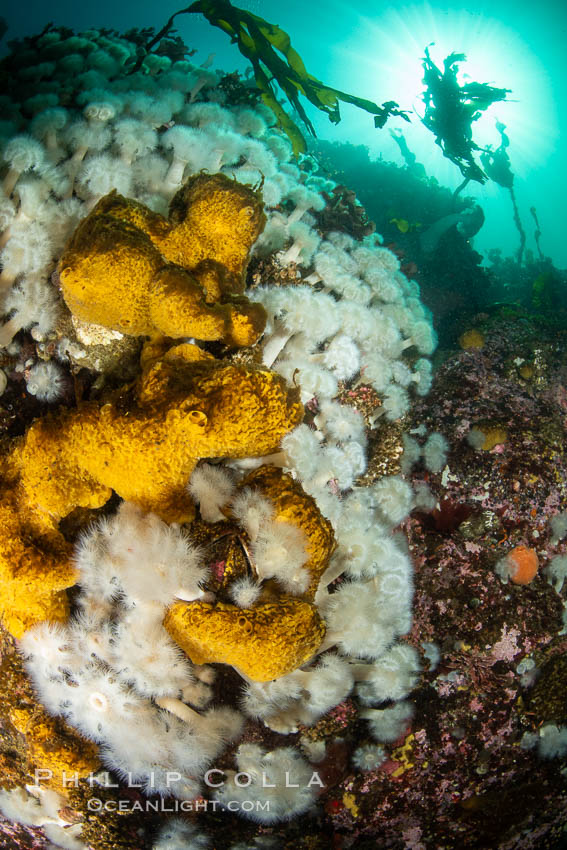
<box><xmin>507</xmin><ymin>545</ymin><xmax>539</xmax><ymax>585</ymax></box>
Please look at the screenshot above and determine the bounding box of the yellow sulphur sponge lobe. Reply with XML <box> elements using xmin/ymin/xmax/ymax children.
<box><xmin>164</xmin><ymin>468</ymin><xmax>334</xmax><ymax>680</ymax></box>
<box><xmin>0</xmin><ymin>480</ymin><xmax>76</xmax><ymax>638</ymax></box>
<box><xmin>12</xmin><ymin>346</ymin><xmax>303</xmax><ymax>524</ymax></box>
<box><xmin>57</xmin><ymin>173</ymin><xmax>267</xmax><ymax>347</ymax></box>
<box><xmin>9</xmin><ymin>707</ymin><xmax>99</xmax><ymax>791</ymax></box>
<box><xmin>164</xmin><ymin>596</ymin><xmax>326</xmax><ymax>682</ymax></box>
<box><xmin>238</xmin><ymin>465</ymin><xmax>336</xmax><ymax>599</ymax></box>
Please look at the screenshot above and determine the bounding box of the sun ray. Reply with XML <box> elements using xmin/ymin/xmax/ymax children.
<box><xmin>308</xmin><ymin>1</ymin><xmax>556</xmax><ymax>187</ymax></box>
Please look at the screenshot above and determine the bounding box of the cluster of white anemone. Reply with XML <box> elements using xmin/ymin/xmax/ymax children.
<box><xmin>252</xmin><ymin>230</ymin><xmax>435</xmax><ymax>422</ymax></box>
<box><xmin>0</xmin><ymin>25</ymin><xmax>304</xmax><ymax>395</ymax></box>
<box><xmin>19</xmin><ymin>463</ymin><xmax>421</xmax><ymax>833</ymax></box>
<box><xmin>189</xmin><ymin>464</ymin><xmax>422</xmax><ymax>733</ymax></box>
<box><xmin>2</xmin><ymin>23</ymin><xmax>441</xmax><ymax>840</ymax></box>
<box><xmin>19</xmin><ymin>502</ymin><xmax>243</xmax><ymax>803</ymax></box>
<box><xmin>0</xmin><ymin>26</ymin><xmax>435</xmax><ymax>407</ymax></box>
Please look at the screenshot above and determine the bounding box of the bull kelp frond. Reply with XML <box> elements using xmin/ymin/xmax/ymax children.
<box><xmin>138</xmin><ymin>0</ymin><xmax>409</xmax><ymax>155</ymax></box>
<box><xmin>189</xmin><ymin>0</ymin><xmax>411</xmax><ymax>153</ymax></box>
<box><xmin>421</xmin><ymin>47</ymin><xmax>511</xmax><ymax>183</ymax></box>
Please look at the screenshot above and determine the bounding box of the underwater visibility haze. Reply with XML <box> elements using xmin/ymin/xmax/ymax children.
<box><xmin>0</xmin><ymin>0</ymin><xmax>567</xmax><ymax>848</ymax></box>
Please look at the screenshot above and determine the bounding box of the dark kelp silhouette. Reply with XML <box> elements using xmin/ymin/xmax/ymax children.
<box><xmin>530</xmin><ymin>206</ymin><xmax>544</xmax><ymax>261</ymax></box>
<box><xmin>133</xmin><ymin>0</ymin><xmax>410</xmax><ymax>155</ymax></box>
<box><xmin>421</xmin><ymin>47</ymin><xmax>510</xmax><ymax>184</ymax></box>
<box><xmin>389</xmin><ymin>128</ymin><xmax>427</xmax><ymax>179</ymax></box>
<box><xmin>481</xmin><ymin>121</ymin><xmax>526</xmax><ymax>264</ymax></box>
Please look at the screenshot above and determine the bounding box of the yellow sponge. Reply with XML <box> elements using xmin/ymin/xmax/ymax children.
<box><xmin>58</xmin><ymin>173</ymin><xmax>267</xmax><ymax>346</ymax></box>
